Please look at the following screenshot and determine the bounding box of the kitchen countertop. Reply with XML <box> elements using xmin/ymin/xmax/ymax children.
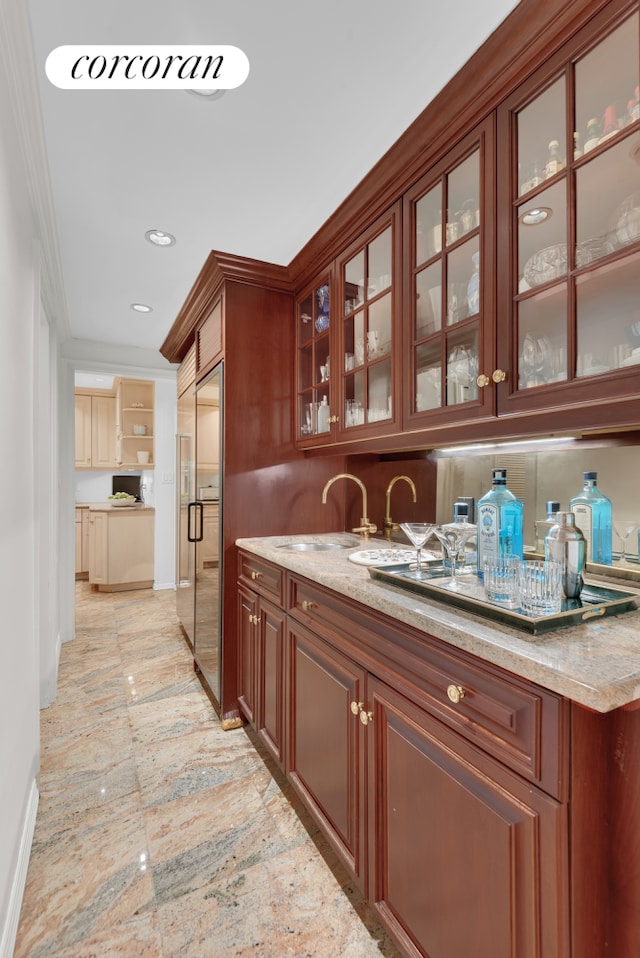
<box><xmin>77</xmin><ymin>501</ymin><xmax>154</xmax><ymax>511</ymax></box>
<box><xmin>236</xmin><ymin>532</ymin><xmax>640</xmax><ymax>713</ymax></box>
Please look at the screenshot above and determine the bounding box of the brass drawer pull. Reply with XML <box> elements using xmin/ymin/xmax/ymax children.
<box><xmin>301</xmin><ymin>599</ymin><xmax>317</xmax><ymax>612</ymax></box>
<box><xmin>447</xmin><ymin>684</ymin><xmax>466</xmax><ymax>705</ymax></box>
<box><xmin>251</xmin><ymin>570</ymin><xmax>263</xmax><ymax>580</ymax></box>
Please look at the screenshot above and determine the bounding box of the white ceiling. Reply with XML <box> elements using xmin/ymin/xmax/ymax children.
<box><xmin>27</xmin><ymin>0</ymin><xmax>520</xmax><ymax>360</ymax></box>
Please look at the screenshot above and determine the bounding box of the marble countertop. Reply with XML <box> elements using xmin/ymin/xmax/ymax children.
<box><xmin>236</xmin><ymin>532</ymin><xmax>640</xmax><ymax>714</ymax></box>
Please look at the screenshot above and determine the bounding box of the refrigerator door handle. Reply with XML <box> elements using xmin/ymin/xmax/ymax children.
<box><xmin>187</xmin><ymin>501</ymin><xmax>204</xmax><ymax>542</ymax></box>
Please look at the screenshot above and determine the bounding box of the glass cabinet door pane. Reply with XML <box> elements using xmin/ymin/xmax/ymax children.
<box><xmin>345</xmin><ymin>251</ymin><xmax>365</xmax><ymax>313</ymax></box>
<box><xmin>575</xmin><ymin>14</ymin><xmax>639</xmax><ymax>157</ymax></box>
<box><xmin>345</xmin><ymin>370</ymin><xmax>366</xmax><ymax>427</ymax></box>
<box><xmin>447</xmin><ymin>151</ymin><xmax>480</xmax><ymax>239</ymax></box>
<box><xmin>517</xmin><ymin>77</ymin><xmax>566</xmax><ymax>197</ymax></box>
<box><xmin>416</xmin><ymin>262</ymin><xmax>442</xmax><ymax>337</ymax></box>
<box><xmin>416</xmin><ymin>184</ymin><xmax>443</xmax><ymax>265</ymax></box>
<box><xmin>517</xmin><ymin>293</ymin><xmax>567</xmax><ymax>388</ymax></box>
<box><xmin>368</xmin><ymin>228</ymin><xmax>392</xmax><ymax>293</ymax></box>
<box><xmin>576</xmin><ymin>135</ymin><xmax>640</xmax><ymax>260</ymax></box>
<box><xmin>518</xmin><ymin>181</ymin><xmax>567</xmax><ymax>289</ymax></box>
<box><xmin>446</xmin><ymin>329</ymin><xmax>479</xmax><ymax>406</ymax></box>
<box><xmin>447</xmin><ymin>238</ymin><xmax>479</xmax><ymax>324</ymax></box>
<box><xmin>368</xmin><ymin>294</ymin><xmax>392</xmax><ymax>359</ymax></box>
<box><xmin>576</xmin><ymin>251</ymin><xmax>640</xmax><ymax>376</ymax></box>
<box><xmin>415</xmin><ymin>342</ymin><xmax>442</xmax><ymax>412</ymax></box>
<box><xmin>368</xmin><ymin>359</ymin><xmax>392</xmax><ymax>422</ymax></box>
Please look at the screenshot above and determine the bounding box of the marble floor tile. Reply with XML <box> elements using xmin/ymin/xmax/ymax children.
<box><xmin>14</xmin><ymin>582</ymin><xmax>401</xmax><ymax>957</ymax></box>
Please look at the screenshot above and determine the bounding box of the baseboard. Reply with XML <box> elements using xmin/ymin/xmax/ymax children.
<box><xmin>0</xmin><ymin>779</ymin><xmax>39</xmax><ymax>958</ymax></box>
<box><xmin>153</xmin><ymin>581</ymin><xmax>176</xmax><ymax>591</ymax></box>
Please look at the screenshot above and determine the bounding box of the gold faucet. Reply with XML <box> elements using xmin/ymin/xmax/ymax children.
<box><xmin>321</xmin><ymin>473</ymin><xmax>377</xmax><ymax>539</ymax></box>
<box><xmin>383</xmin><ymin>475</ymin><xmax>417</xmax><ymax>539</ymax></box>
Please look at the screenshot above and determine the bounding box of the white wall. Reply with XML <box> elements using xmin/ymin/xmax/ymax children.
<box><xmin>0</xmin><ymin>33</ymin><xmax>42</xmax><ymax>957</ymax></box>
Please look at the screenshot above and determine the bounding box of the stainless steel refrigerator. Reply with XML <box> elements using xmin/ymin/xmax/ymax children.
<box><xmin>176</xmin><ymin>361</ymin><xmax>223</xmax><ymax>703</ymax></box>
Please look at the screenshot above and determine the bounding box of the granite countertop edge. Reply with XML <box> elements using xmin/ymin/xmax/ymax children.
<box><xmin>236</xmin><ymin>533</ymin><xmax>640</xmax><ymax>714</ymax></box>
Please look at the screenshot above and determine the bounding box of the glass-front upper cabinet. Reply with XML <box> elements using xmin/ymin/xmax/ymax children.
<box><xmin>404</xmin><ymin>122</ymin><xmax>496</xmax><ymax>427</ymax></box>
<box><xmin>295</xmin><ymin>273</ymin><xmax>333</xmax><ymax>444</ymax></box>
<box><xmin>335</xmin><ymin>205</ymin><xmax>401</xmax><ymax>439</ymax></box>
<box><xmin>499</xmin><ymin>5</ymin><xmax>640</xmax><ymax>409</ymax></box>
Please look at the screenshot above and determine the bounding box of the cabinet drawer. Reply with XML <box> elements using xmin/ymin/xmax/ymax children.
<box><xmin>238</xmin><ymin>551</ymin><xmax>284</xmax><ymax>605</ymax></box>
<box><xmin>289</xmin><ymin>574</ymin><xmax>566</xmax><ymax>799</ymax></box>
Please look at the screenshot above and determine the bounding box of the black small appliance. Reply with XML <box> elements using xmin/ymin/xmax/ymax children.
<box><xmin>112</xmin><ymin>475</ymin><xmax>142</xmax><ymax>501</ymax></box>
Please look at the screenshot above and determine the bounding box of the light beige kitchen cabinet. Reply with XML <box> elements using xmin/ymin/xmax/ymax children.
<box><xmin>115</xmin><ymin>377</ymin><xmax>155</xmax><ymax>469</ymax></box>
<box><xmin>75</xmin><ymin>506</ymin><xmax>90</xmax><ymax>577</ymax></box>
<box><xmin>88</xmin><ymin>506</ymin><xmax>155</xmax><ymax>591</ymax></box>
<box><xmin>74</xmin><ymin>392</ymin><xmax>118</xmax><ymax>469</ymax></box>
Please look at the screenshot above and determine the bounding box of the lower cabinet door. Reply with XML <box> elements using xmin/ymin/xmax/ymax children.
<box><xmin>287</xmin><ymin>622</ymin><xmax>366</xmax><ymax>889</ymax></box>
<box><xmin>237</xmin><ymin>585</ymin><xmax>258</xmax><ymax>726</ymax></box>
<box><xmin>366</xmin><ymin>676</ymin><xmax>569</xmax><ymax>958</ymax></box>
<box><xmin>257</xmin><ymin>597</ymin><xmax>286</xmax><ymax>768</ymax></box>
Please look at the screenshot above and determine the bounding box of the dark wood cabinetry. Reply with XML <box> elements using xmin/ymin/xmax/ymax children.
<box><xmin>238</xmin><ymin>550</ymin><xmax>575</xmax><ymax>957</ymax></box>
<box><xmin>367</xmin><ymin>676</ymin><xmax>568</xmax><ymax>958</ymax></box>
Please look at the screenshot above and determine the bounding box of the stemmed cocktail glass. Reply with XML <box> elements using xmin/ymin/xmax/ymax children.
<box><xmin>433</xmin><ymin>518</ymin><xmax>477</xmax><ymax>589</ymax></box>
<box><xmin>613</xmin><ymin>521</ymin><xmax>638</xmax><ymax>563</ymax></box>
<box><xmin>399</xmin><ymin>523</ymin><xmax>438</xmax><ymax>580</ymax></box>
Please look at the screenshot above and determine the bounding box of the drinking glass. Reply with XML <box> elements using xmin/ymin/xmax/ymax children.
<box><xmin>613</xmin><ymin>521</ymin><xmax>638</xmax><ymax>562</ymax></box>
<box><xmin>518</xmin><ymin>559</ymin><xmax>563</xmax><ymax>615</ymax></box>
<box><xmin>482</xmin><ymin>555</ymin><xmax>521</xmax><ymax>609</ymax></box>
<box><xmin>433</xmin><ymin>520</ymin><xmax>477</xmax><ymax>589</ymax></box>
<box><xmin>400</xmin><ymin>523</ymin><xmax>438</xmax><ymax>579</ymax></box>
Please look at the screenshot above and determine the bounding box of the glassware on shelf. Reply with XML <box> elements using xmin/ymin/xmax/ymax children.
<box><xmin>583</xmin><ymin>117</ymin><xmax>601</xmax><ymax>153</ymax></box>
<box><xmin>399</xmin><ymin>522</ymin><xmax>438</xmax><ymax>580</ymax></box>
<box><xmin>466</xmin><ymin>251</ymin><xmax>480</xmax><ymax>315</ymax></box>
<box><xmin>613</xmin><ymin>521</ymin><xmax>638</xmax><ymax>562</ymax></box>
<box><xmin>544</xmin><ymin>139</ymin><xmax>565</xmax><ymax>178</ymax></box>
<box><xmin>433</xmin><ymin>503</ymin><xmax>477</xmax><ymax>590</ymax></box>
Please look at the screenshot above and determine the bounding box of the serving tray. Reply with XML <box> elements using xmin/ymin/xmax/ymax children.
<box><xmin>368</xmin><ymin>562</ymin><xmax>640</xmax><ymax>634</ymax></box>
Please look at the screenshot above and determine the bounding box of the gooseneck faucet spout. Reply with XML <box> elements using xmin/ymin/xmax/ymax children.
<box><xmin>384</xmin><ymin>475</ymin><xmax>417</xmax><ymax>538</ymax></box>
<box><xmin>321</xmin><ymin>473</ymin><xmax>377</xmax><ymax>539</ymax></box>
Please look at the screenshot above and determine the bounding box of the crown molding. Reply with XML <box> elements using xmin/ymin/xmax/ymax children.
<box><xmin>0</xmin><ymin>0</ymin><xmax>70</xmax><ymax>339</ymax></box>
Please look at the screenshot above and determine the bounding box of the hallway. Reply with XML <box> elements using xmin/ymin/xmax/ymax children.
<box><xmin>14</xmin><ymin>583</ymin><xmax>400</xmax><ymax>957</ymax></box>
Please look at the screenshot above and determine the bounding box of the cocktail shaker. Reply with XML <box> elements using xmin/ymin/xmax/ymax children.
<box><xmin>545</xmin><ymin>511</ymin><xmax>586</xmax><ymax>598</ymax></box>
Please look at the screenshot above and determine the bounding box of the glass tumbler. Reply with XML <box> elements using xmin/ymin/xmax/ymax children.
<box><xmin>482</xmin><ymin>555</ymin><xmax>521</xmax><ymax>609</ymax></box>
<box><xmin>518</xmin><ymin>559</ymin><xmax>563</xmax><ymax>615</ymax></box>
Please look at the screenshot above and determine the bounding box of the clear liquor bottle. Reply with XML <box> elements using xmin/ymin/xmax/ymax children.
<box><xmin>569</xmin><ymin>471</ymin><xmax>612</xmax><ymax>565</ymax></box>
<box><xmin>476</xmin><ymin>468</ymin><xmax>524</xmax><ymax>574</ymax></box>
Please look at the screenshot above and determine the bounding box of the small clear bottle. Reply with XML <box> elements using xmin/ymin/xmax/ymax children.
<box><xmin>583</xmin><ymin>118</ymin><xmax>601</xmax><ymax>153</ymax></box>
<box><xmin>476</xmin><ymin>468</ymin><xmax>524</xmax><ymax>574</ymax></box>
<box><xmin>569</xmin><ymin>471</ymin><xmax>612</xmax><ymax>565</ymax></box>
<box><xmin>534</xmin><ymin>500</ymin><xmax>560</xmax><ymax>552</ymax></box>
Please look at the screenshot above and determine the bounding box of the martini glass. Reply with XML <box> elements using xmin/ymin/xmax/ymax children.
<box><xmin>613</xmin><ymin>521</ymin><xmax>638</xmax><ymax>563</ymax></box>
<box><xmin>399</xmin><ymin>523</ymin><xmax>438</xmax><ymax>579</ymax></box>
<box><xmin>434</xmin><ymin>519</ymin><xmax>477</xmax><ymax>589</ymax></box>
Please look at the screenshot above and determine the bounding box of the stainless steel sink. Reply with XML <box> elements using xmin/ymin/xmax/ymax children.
<box><xmin>277</xmin><ymin>541</ymin><xmax>353</xmax><ymax>552</ymax></box>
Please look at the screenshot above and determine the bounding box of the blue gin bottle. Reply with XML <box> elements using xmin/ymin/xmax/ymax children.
<box><xmin>569</xmin><ymin>471</ymin><xmax>612</xmax><ymax>565</ymax></box>
<box><xmin>476</xmin><ymin>468</ymin><xmax>524</xmax><ymax>575</ymax></box>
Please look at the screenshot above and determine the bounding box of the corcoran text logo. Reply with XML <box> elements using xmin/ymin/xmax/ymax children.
<box><xmin>45</xmin><ymin>45</ymin><xmax>250</xmax><ymax>90</ymax></box>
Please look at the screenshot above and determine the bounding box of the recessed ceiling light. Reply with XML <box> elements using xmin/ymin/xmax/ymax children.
<box><xmin>145</xmin><ymin>229</ymin><xmax>176</xmax><ymax>247</ymax></box>
<box><xmin>130</xmin><ymin>303</ymin><xmax>153</xmax><ymax>313</ymax></box>
<box><xmin>187</xmin><ymin>89</ymin><xmax>226</xmax><ymax>101</ymax></box>
<box><xmin>519</xmin><ymin>207</ymin><xmax>553</xmax><ymax>226</ymax></box>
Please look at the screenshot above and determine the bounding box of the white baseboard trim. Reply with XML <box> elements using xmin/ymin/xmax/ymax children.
<box><xmin>153</xmin><ymin>581</ymin><xmax>175</xmax><ymax>591</ymax></box>
<box><xmin>0</xmin><ymin>779</ymin><xmax>39</xmax><ymax>958</ymax></box>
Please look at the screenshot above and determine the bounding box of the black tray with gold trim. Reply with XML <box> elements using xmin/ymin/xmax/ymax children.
<box><xmin>368</xmin><ymin>562</ymin><xmax>640</xmax><ymax>634</ymax></box>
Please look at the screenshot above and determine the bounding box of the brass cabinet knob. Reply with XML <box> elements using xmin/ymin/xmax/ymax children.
<box><xmin>251</xmin><ymin>570</ymin><xmax>263</xmax><ymax>580</ymax></box>
<box><xmin>328</xmin><ymin>415</ymin><xmax>340</xmax><ymax>424</ymax></box>
<box><xmin>350</xmin><ymin>700</ymin><xmax>364</xmax><ymax>716</ymax></box>
<box><xmin>446</xmin><ymin>684</ymin><xmax>466</xmax><ymax>705</ymax></box>
<box><xmin>249</xmin><ymin>613</ymin><xmax>261</xmax><ymax>625</ymax></box>
<box><xmin>359</xmin><ymin>709</ymin><xmax>374</xmax><ymax>726</ymax></box>
<box><xmin>476</xmin><ymin>373</ymin><xmax>490</xmax><ymax>388</ymax></box>
<box><xmin>301</xmin><ymin>599</ymin><xmax>316</xmax><ymax>612</ymax></box>
<box><xmin>492</xmin><ymin>368</ymin><xmax>507</xmax><ymax>383</ymax></box>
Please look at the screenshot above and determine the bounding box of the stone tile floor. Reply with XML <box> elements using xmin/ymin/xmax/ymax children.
<box><xmin>14</xmin><ymin>582</ymin><xmax>400</xmax><ymax>957</ymax></box>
